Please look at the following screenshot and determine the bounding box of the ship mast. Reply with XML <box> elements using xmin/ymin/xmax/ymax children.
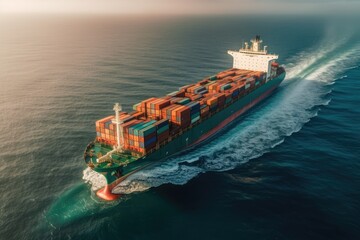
<box><xmin>113</xmin><ymin>103</ymin><xmax>123</xmax><ymax>150</ymax></box>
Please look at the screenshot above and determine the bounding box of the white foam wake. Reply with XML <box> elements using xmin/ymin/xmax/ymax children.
<box><xmin>84</xmin><ymin>28</ymin><xmax>360</xmax><ymax>195</ymax></box>
<box><xmin>82</xmin><ymin>167</ymin><xmax>106</xmax><ymax>191</ymax></box>
<box><xmin>285</xmin><ymin>24</ymin><xmax>355</xmax><ymax>80</ymax></box>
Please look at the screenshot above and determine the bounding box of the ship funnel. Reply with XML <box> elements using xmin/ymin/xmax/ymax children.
<box><xmin>250</xmin><ymin>35</ymin><xmax>263</xmax><ymax>52</ymax></box>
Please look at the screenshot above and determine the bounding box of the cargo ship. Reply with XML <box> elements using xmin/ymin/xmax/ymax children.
<box><xmin>84</xmin><ymin>36</ymin><xmax>286</xmax><ymax>200</ymax></box>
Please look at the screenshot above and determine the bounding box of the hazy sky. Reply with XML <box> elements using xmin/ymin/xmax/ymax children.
<box><xmin>0</xmin><ymin>0</ymin><xmax>359</xmax><ymax>15</ymax></box>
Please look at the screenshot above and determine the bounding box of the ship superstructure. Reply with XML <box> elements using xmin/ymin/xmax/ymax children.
<box><xmin>228</xmin><ymin>35</ymin><xmax>279</xmax><ymax>78</ymax></box>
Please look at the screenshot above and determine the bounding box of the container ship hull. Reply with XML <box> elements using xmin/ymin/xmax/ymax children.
<box><xmin>86</xmin><ymin>72</ymin><xmax>285</xmax><ymax>200</ymax></box>
<box><xmin>84</xmin><ymin>36</ymin><xmax>286</xmax><ymax>200</ymax></box>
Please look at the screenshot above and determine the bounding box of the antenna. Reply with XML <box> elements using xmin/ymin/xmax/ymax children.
<box><xmin>113</xmin><ymin>103</ymin><xmax>123</xmax><ymax>149</ymax></box>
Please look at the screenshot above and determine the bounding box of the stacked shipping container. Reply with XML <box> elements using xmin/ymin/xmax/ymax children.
<box><xmin>96</xmin><ymin>68</ymin><xmax>267</xmax><ymax>154</ymax></box>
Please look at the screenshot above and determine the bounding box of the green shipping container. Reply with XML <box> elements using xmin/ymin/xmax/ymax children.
<box><xmin>191</xmin><ymin>112</ymin><xmax>200</xmax><ymax>119</ymax></box>
<box><xmin>177</xmin><ymin>98</ymin><xmax>191</xmax><ymax>105</ymax></box>
<box><xmin>134</xmin><ymin>120</ymin><xmax>156</xmax><ymax>136</ymax></box>
<box><xmin>139</xmin><ymin>125</ymin><xmax>156</xmax><ymax>137</ymax></box>
<box><xmin>209</xmin><ymin>75</ymin><xmax>217</xmax><ymax>81</ymax></box>
<box><xmin>157</xmin><ymin>125</ymin><xmax>169</xmax><ymax>135</ymax></box>
<box><xmin>191</xmin><ymin>116</ymin><xmax>200</xmax><ymax>124</ymax></box>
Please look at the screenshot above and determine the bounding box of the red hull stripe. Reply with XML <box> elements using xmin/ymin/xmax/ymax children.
<box><xmin>191</xmin><ymin>84</ymin><xmax>279</xmax><ymax>147</ymax></box>
<box><xmin>96</xmin><ymin>184</ymin><xmax>120</xmax><ymax>201</ymax></box>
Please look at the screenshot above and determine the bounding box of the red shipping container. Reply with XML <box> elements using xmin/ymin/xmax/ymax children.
<box><xmin>141</xmin><ymin>97</ymin><xmax>157</xmax><ymax>107</ymax></box>
<box><xmin>173</xmin><ymin>105</ymin><xmax>190</xmax><ymax>120</ymax></box>
<box><xmin>157</xmin><ymin>131</ymin><xmax>169</xmax><ymax>143</ymax></box>
<box><xmin>159</xmin><ymin>99</ymin><xmax>170</xmax><ymax>109</ymax></box>
<box><xmin>161</xmin><ymin>104</ymin><xmax>178</xmax><ymax>119</ymax></box>
<box><xmin>199</xmin><ymin>79</ymin><xmax>209</xmax><ymax>85</ymax></box>
<box><xmin>138</xmin><ymin>131</ymin><xmax>156</xmax><ymax>142</ymax></box>
<box><xmin>179</xmin><ymin>84</ymin><xmax>195</xmax><ymax>92</ymax></box>
<box><xmin>173</xmin><ymin>91</ymin><xmax>185</xmax><ymax>98</ymax></box>
<box><xmin>146</xmin><ymin>98</ymin><xmax>160</xmax><ymax>109</ymax></box>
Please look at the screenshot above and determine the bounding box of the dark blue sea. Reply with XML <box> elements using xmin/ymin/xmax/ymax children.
<box><xmin>0</xmin><ymin>14</ymin><xmax>359</xmax><ymax>240</ymax></box>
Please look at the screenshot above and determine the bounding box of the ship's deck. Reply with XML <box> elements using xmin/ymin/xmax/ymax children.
<box><xmin>85</xmin><ymin>143</ymin><xmax>139</xmax><ymax>171</ymax></box>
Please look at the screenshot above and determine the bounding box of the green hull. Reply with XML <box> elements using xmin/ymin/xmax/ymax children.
<box><xmin>85</xmin><ymin>72</ymin><xmax>285</xmax><ymax>187</ymax></box>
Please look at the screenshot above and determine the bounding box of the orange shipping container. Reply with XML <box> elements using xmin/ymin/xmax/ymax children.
<box><xmin>131</xmin><ymin>111</ymin><xmax>145</xmax><ymax>119</ymax></box>
<box><xmin>216</xmin><ymin>71</ymin><xmax>235</xmax><ymax>79</ymax></box>
<box><xmin>156</xmin><ymin>99</ymin><xmax>171</xmax><ymax>110</ymax></box>
<box><xmin>96</xmin><ymin>115</ymin><xmax>114</xmax><ymax>124</ymax></box>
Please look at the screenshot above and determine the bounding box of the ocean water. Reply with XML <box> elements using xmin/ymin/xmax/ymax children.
<box><xmin>0</xmin><ymin>15</ymin><xmax>359</xmax><ymax>239</ymax></box>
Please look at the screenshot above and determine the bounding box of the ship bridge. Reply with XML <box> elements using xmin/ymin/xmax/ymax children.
<box><xmin>227</xmin><ymin>35</ymin><xmax>278</xmax><ymax>80</ymax></box>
